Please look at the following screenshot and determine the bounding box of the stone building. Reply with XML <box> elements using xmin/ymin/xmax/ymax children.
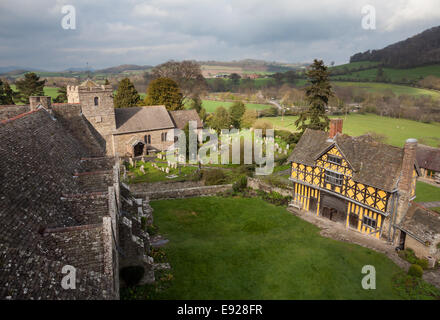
<box><xmin>0</xmin><ymin>99</ymin><xmax>155</xmax><ymax>299</ymax></box>
<box><xmin>288</xmin><ymin>119</ymin><xmax>421</xmax><ymax>244</ymax></box>
<box><xmin>416</xmin><ymin>144</ymin><xmax>440</xmax><ymax>183</ymax></box>
<box><xmin>67</xmin><ymin>80</ymin><xmax>202</xmax><ymax>157</ymax></box>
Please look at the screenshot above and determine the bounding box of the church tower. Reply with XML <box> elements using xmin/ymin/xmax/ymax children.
<box><xmin>67</xmin><ymin>80</ymin><xmax>116</xmax><ymax>155</ymax></box>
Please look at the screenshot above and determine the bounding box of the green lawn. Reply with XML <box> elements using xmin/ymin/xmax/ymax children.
<box><xmin>132</xmin><ymin>197</ymin><xmax>438</xmax><ymax>299</ymax></box>
<box><xmin>415</xmin><ymin>181</ymin><xmax>440</xmax><ymax>203</ymax></box>
<box><xmin>10</xmin><ymin>85</ymin><xmax>60</xmax><ymax>104</ymax></box>
<box><xmin>186</xmin><ymin>99</ymin><xmax>272</xmax><ymax>113</ymax></box>
<box><xmin>264</xmin><ymin>113</ymin><xmax>440</xmax><ymax>148</ymax></box>
<box><xmin>331</xmin><ymin>81</ymin><xmax>440</xmax><ymax>99</ymax></box>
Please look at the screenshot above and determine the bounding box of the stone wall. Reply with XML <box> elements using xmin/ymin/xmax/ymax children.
<box><xmin>112</xmin><ymin>128</ymin><xmax>175</xmax><ymax>157</ymax></box>
<box><xmin>131</xmin><ymin>184</ymin><xmax>232</xmax><ymax>200</ymax></box>
<box><xmin>247</xmin><ymin>177</ymin><xmax>293</xmax><ymax>197</ymax></box>
<box><xmin>129</xmin><ymin>180</ymin><xmax>204</xmax><ymax>194</ymax></box>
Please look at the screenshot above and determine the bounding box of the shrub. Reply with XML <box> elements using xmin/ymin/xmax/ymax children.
<box><xmin>274</xmin><ymin>130</ymin><xmax>297</xmax><ymax>145</ymax></box>
<box><xmin>416</xmin><ymin>258</ymin><xmax>429</xmax><ymax>270</ymax></box>
<box><xmin>233</xmin><ymin>175</ymin><xmax>248</xmax><ymax>192</ymax></box>
<box><xmin>258</xmin><ymin>190</ymin><xmax>292</xmax><ymax>206</ymax></box>
<box><xmin>120</xmin><ymin>266</ymin><xmax>145</xmax><ymax>286</ymax></box>
<box><xmin>408</xmin><ymin>264</ymin><xmax>423</xmax><ymax>278</ymax></box>
<box><xmin>146</xmin><ymin>224</ymin><xmax>159</xmax><ymax>236</ymax></box>
<box><xmin>203</xmin><ymin>169</ymin><xmax>227</xmax><ymax>186</ymax></box>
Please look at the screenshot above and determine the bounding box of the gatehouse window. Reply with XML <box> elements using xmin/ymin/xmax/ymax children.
<box><xmin>362</xmin><ymin>216</ymin><xmax>377</xmax><ymax>229</ymax></box>
<box><xmin>94</xmin><ymin>97</ymin><xmax>99</xmax><ymax>106</ymax></box>
<box><xmin>324</xmin><ymin>170</ymin><xmax>343</xmax><ymax>186</ymax></box>
<box><xmin>328</xmin><ymin>155</ymin><xmax>342</xmax><ymax>165</ymax></box>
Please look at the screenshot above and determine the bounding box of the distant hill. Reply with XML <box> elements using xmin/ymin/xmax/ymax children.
<box><xmin>95</xmin><ymin>64</ymin><xmax>152</xmax><ymax>74</ymax></box>
<box><xmin>350</xmin><ymin>26</ymin><xmax>440</xmax><ymax>68</ymax></box>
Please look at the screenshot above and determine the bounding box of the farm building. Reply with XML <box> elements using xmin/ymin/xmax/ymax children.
<box><xmin>288</xmin><ymin>119</ymin><xmax>422</xmax><ymax>244</ymax></box>
<box><xmin>416</xmin><ymin>144</ymin><xmax>440</xmax><ymax>184</ymax></box>
<box><xmin>67</xmin><ymin>80</ymin><xmax>202</xmax><ymax>157</ymax></box>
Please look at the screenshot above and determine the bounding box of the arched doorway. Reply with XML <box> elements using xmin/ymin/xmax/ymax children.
<box><xmin>133</xmin><ymin>142</ymin><xmax>145</xmax><ymax>157</ymax></box>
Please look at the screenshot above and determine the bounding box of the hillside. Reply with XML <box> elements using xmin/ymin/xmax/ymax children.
<box><xmin>350</xmin><ymin>26</ymin><xmax>440</xmax><ymax>68</ymax></box>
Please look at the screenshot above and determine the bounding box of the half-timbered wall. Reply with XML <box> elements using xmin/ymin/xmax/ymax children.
<box><xmin>291</xmin><ymin>145</ymin><xmax>389</xmax><ymax>238</ymax></box>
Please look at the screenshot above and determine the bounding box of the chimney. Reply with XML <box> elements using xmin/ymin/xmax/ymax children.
<box><xmin>29</xmin><ymin>96</ymin><xmax>52</xmax><ymax>111</ymax></box>
<box><xmin>329</xmin><ymin>118</ymin><xmax>343</xmax><ymax>139</ymax></box>
<box><xmin>399</xmin><ymin>138</ymin><xmax>418</xmax><ymax>195</ymax></box>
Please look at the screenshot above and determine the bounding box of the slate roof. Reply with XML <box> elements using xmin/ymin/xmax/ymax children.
<box><xmin>288</xmin><ymin>129</ymin><xmax>409</xmax><ymax>192</ymax></box>
<box><xmin>0</xmin><ymin>109</ymin><xmax>115</xmax><ymax>299</ymax></box>
<box><xmin>399</xmin><ymin>203</ymin><xmax>440</xmax><ymax>244</ymax></box>
<box><xmin>114</xmin><ymin>106</ymin><xmax>175</xmax><ymax>134</ymax></box>
<box><xmin>416</xmin><ymin>144</ymin><xmax>440</xmax><ymax>172</ymax></box>
<box><xmin>169</xmin><ymin>109</ymin><xmax>203</xmax><ymax>129</ymax></box>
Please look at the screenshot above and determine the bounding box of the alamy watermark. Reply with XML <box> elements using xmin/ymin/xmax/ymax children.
<box><xmin>61</xmin><ymin>5</ymin><xmax>76</xmax><ymax>30</ymax></box>
<box><xmin>361</xmin><ymin>265</ymin><xmax>376</xmax><ymax>290</ymax></box>
<box><xmin>361</xmin><ymin>4</ymin><xmax>376</xmax><ymax>30</ymax></box>
<box><xmin>61</xmin><ymin>265</ymin><xmax>77</xmax><ymax>290</ymax></box>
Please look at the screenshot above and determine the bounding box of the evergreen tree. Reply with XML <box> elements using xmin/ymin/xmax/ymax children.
<box><xmin>144</xmin><ymin>77</ymin><xmax>183</xmax><ymax>110</ymax></box>
<box><xmin>15</xmin><ymin>72</ymin><xmax>45</xmax><ymax>103</ymax></box>
<box><xmin>229</xmin><ymin>101</ymin><xmax>246</xmax><ymax>128</ymax></box>
<box><xmin>104</xmin><ymin>78</ymin><xmax>110</xmax><ymax>85</ymax></box>
<box><xmin>294</xmin><ymin>59</ymin><xmax>332</xmax><ymax>135</ymax></box>
<box><xmin>0</xmin><ymin>80</ymin><xmax>15</xmax><ymax>105</ymax></box>
<box><xmin>189</xmin><ymin>96</ymin><xmax>203</xmax><ymax>113</ymax></box>
<box><xmin>53</xmin><ymin>86</ymin><xmax>67</xmax><ymax>103</ymax></box>
<box><xmin>114</xmin><ymin>78</ymin><xmax>140</xmax><ymax>108</ymax></box>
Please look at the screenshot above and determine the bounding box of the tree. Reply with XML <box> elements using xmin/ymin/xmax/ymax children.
<box><xmin>114</xmin><ymin>78</ymin><xmax>140</xmax><ymax>108</ymax></box>
<box><xmin>104</xmin><ymin>79</ymin><xmax>110</xmax><ymax>85</ymax></box>
<box><xmin>0</xmin><ymin>79</ymin><xmax>15</xmax><ymax>105</ymax></box>
<box><xmin>53</xmin><ymin>86</ymin><xmax>67</xmax><ymax>103</ymax></box>
<box><xmin>229</xmin><ymin>73</ymin><xmax>241</xmax><ymax>86</ymax></box>
<box><xmin>241</xmin><ymin>109</ymin><xmax>258</xmax><ymax>128</ymax></box>
<box><xmin>150</xmin><ymin>60</ymin><xmax>206</xmax><ymax>101</ymax></box>
<box><xmin>189</xmin><ymin>95</ymin><xmax>203</xmax><ymax>113</ymax></box>
<box><xmin>15</xmin><ymin>72</ymin><xmax>45</xmax><ymax>103</ymax></box>
<box><xmin>229</xmin><ymin>101</ymin><xmax>246</xmax><ymax>128</ymax></box>
<box><xmin>294</xmin><ymin>59</ymin><xmax>332</xmax><ymax>134</ymax></box>
<box><xmin>208</xmin><ymin>106</ymin><xmax>231</xmax><ymax>133</ymax></box>
<box><xmin>144</xmin><ymin>77</ymin><xmax>183</xmax><ymax>110</ymax></box>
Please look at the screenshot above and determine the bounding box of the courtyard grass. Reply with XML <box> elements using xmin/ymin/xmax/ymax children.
<box><xmin>415</xmin><ymin>181</ymin><xmax>440</xmax><ymax>203</ymax></box>
<box><xmin>264</xmin><ymin>113</ymin><xmax>440</xmax><ymax>148</ymax></box>
<box><xmin>133</xmin><ymin>197</ymin><xmax>439</xmax><ymax>300</ymax></box>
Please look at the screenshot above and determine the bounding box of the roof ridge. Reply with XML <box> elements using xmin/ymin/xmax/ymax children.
<box><xmin>0</xmin><ymin>109</ymin><xmax>40</xmax><ymax>125</ymax></box>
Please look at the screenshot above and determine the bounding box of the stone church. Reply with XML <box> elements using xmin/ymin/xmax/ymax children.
<box><xmin>67</xmin><ymin>80</ymin><xmax>202</xmax><ymax>157</ymax></box>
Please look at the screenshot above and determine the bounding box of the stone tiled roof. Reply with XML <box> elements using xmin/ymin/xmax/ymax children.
<box><xmin>399</xmin><ymin>203</ymin><xmax>440</xmax><ymax>244</ymax></box>
<box><xmin>169</xmin><ymin>109</ymin><xmax>203</xmax><ymax>129</ymax></box>
<box><xmin>114</xmin><ymin>106</ymin><xmax>175</xmax><ymax>134</ymax></box>
<box><xmin>0</xmin><ymin>109</ymin><xmax>115</xmax><ymax>300</ymax></box>
<box><xmin>416</xmin><ymin>144</ymin><xmax>440</xmax><ymax>172</ymax></box>
<box><xmin>288</xmin><ymin>129</ymin><xmax>407</xmax><ymax>192</ymax></box>
<box><xmin>0</xmin><ymin>105</ymin><xmax>30</xmax><ymax>121</ymax></box>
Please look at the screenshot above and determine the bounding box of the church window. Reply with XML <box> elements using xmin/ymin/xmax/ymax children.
<box><xmin>145</xmin><ymin>135</ymin><xmax>151</xmax><ymax>144</ymax></box>
<box><xmin>94</xmin><ymin>97</ymin><xmax>99</xmax><ymax>106</ymax></box>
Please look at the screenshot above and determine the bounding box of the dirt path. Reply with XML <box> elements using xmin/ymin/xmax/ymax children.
<box><xmin>287</xmin><ymin>207</ymin><xmax>440</xmax><ymax>288</ymax></box>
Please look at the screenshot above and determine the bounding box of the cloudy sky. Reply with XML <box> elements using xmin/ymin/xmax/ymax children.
<box><xmin>0</xmin><ymin>0</ymin><xmax>439</xmax><ymax>70</ymax></box>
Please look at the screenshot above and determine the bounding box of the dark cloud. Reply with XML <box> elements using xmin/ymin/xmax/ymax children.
<box><xmin>0</xmin><ymin>0</ymin><xmax>439</xmax><ymax>70</ymax></box>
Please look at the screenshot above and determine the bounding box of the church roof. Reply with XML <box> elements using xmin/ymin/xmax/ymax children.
<box><xmin>169</xmin><ymin>109</ymin><xmax>203</xmax><ymax>129</ymax></box>
<box><xmin>416</xmin><ymin>144</ymin><xmax>440</xmax><ymax>172</ymax></box>
<box><xmin>288</xmin><ymin>129</ymin><xmax>407</xmax><ymax>192</ymax></box>
<box><xmin>114</xmin><ymin>105</ymin><xmax>175</xmax><ymax>134</ymax></box>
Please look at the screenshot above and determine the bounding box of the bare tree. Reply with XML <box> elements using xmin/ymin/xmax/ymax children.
<box><xmin>150</xmin><ymin>60</ymin><xmax>207</xmax><ymax>101</ymax></box>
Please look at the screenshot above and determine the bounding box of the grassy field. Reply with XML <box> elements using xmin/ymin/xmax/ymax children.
<box><xmin>264</xmin><ymin>113</ymin><xmax>440</xmax><ymax>148</ymax></box>
<box><xmin>186</xmin><ymin>99</ymin><xmax>272</xmax><ymax>113</ymax></box>
<box><xmin>10</xmin><ymin>85</ymin><xmax>60</xmax><ymax>102</ymax></box>
<box><xmin>125</xmin><ymin>197</ymin><xmax>439</xmax><ymax>300</ymax></box>
<box><xmin>125</xmin><ymin>160</ymin><xmax>198</xmax><ymax>184</ymax></box>
<box><xmin>331</xmin><ymin>81</ymin><xmax>440</xmax><ymax>99</ymax></box>
<box><xmin>331</xmin><ymin>64</ymin><xmax>440</xmax><ymax>83</ymax></box>
<box><xmin>415</xmin><ymin>181</ymin><xmax>440</xmax><ymax>203</ymax></box>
